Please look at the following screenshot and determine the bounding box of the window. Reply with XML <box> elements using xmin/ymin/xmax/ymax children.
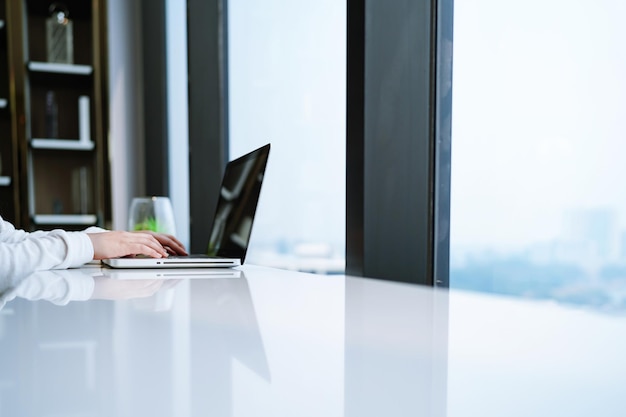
<box><xmin>451</xmin><ymin>0</ymin><xmax>626</xmax><ymax>310</ymax></box>
<box><xmin>228</xmin><ymin>1</ymin><xmax>346</xmax><ymax>273</ymax></box>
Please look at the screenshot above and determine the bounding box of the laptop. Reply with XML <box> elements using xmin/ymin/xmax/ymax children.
<box><xmin>102</xmin><ymin>143</ymin><xmax>270</xmax><ymax>268</ymax></box>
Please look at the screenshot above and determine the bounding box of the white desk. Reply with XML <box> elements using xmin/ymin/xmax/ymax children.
<box><xmin>0</xmin><ymin>265</ymin><xmax>625</xmax><ymax>416</ymax></box>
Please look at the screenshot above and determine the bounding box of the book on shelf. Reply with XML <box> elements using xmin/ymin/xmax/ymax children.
<box><xmin>72</xmin><ymin>166</ymin><xmax>92</xmax><ymax>214</ymax></box>
<box><xmin>79</xmin><ymin>96</ymin><xmax>90</xmax><ymax>144</ymax></box>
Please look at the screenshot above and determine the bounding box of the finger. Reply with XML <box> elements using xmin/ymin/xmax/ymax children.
<box><xmin>143</xmin><ymin>237</ymin><xmax>169</xmax><ymax>257</ymax></box>
<box><xmin>130</xmin><ymin>233</ymin><xmax>168</xmax><ymax>258</ymax></box>
<box><xmin>157</xmin><ymin>233</ymin><xmax>185</xmax><ymax>249</ymax></box>
<box><xmin>133</xmin><ymin>231</ymin><xmax>188</xmax><ymax>255</ymax></box>
<box><xmin>165</xmin><ymin>240</ymin><xmax>188</xmax><ymax>255</ymax></box>
<box><xmin>154</xmin><ymin>234</ymin><xmax>188</xmax><ymax>255</ymax></box>
<box><xmin>163</xmin><ymin>245</ymin><xmax>177</xmax><ymax>255</ymax></box>
<box><xmin>129</xmin><ymin>243</ymin><xmax>164</xmax><ymax>258</ymax></box>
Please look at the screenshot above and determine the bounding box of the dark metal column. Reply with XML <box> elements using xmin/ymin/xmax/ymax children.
<box><xmin>187</xmin><ymin>0</ymin><xmax>229</xmax><ymax>253</ymax></box>
<box><xmin>346</xmin><ymin>0</ymin><xmax>453</xmax><ymax>286</ymax></box>
<box><xmin>141</xmin><ymin>0</ymin><xmax>169</xmax><ymax>197</ymax></box>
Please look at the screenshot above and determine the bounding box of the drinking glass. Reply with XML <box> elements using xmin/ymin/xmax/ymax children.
<box><xmin>128</xmin><ymin>196</ymin><xmax>176</xmax><ymax>234</ymax></box>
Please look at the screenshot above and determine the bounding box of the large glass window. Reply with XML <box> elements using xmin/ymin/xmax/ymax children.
<box><xmin>451</xmin><ymin>0</ymin><xmax>626</xmax><ymax>310</ymax></box>
<box><xmin>228</xmin><ymin>1</ymin><xmax>346</xmax><ymax>273</ymax></box>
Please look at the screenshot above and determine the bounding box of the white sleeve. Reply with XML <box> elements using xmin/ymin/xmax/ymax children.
<box><xmin>0</xmin><ymin>215</ymin><xmax>49</xmax><ymax>243</ymax></box>
<box><xmin>84</xmin><ymin>225</ymin><xmax>107</xmax><ymax>234</ymax></box>
<box><xmin>0</xmin><ymin>216</ymin><xmax>95</xmax><ymax>289</ymax></box>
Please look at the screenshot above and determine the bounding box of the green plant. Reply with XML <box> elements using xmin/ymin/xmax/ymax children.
<box><xmin>133</xmin><ymin>217</ymin><xmax>163</xmax><ymax>233</ymax></box>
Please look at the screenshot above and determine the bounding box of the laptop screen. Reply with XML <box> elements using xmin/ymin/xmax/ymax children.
<box><xmin>207</xmin><ymin>144</ymin><xmax>270</xmax><ymax>262</ymax></box>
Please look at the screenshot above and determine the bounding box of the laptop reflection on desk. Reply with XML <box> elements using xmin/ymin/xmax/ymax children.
<box><xmin>100</xmin><ymin>267</ymin><xmax>243</xmax><ymax>280</ymax></box>
<box><xmin>102</xmin><ymin>143</ymin><xmax>270</xmax><ymax>269</ymax></box>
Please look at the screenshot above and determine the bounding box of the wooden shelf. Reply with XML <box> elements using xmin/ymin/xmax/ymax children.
<box><xmin>2</xmin><ymin>0</ymin><xmax>109</xmax><ymax>230</ymax></box>
<box><xmin>31</xmin><ymin>138</ymin><xmax>95</xmax><ymax>151</ymax></box>
<box><xmin>33</xmin><ymin>214</ymin><xmax>97</xmax><ymax>225</ymax></box>
<box><xmin>27</xmin><ymin>61</ymin><xmax>93</xmax><ymax>75</ymax></box>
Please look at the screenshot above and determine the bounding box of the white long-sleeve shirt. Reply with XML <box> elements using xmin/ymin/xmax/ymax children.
<box><xmin>0</xmin><ymin>215</ymin><xmax>99</xmax><ymax>289</ymax></box>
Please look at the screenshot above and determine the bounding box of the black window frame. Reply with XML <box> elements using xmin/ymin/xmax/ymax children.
<box><xmin>186</xmin><ymin>0</ymin><xmax>453</xmax><ymax>285</ymax></box>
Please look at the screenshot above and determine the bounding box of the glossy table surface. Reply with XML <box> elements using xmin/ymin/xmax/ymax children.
<box><xmin>1</xmin><ymin>264</ymin><xmax>625</xmax><ymax>416</ymax></box>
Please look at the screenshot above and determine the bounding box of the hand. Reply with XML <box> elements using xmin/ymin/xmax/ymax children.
<box><xmin>135</xmin><ymin>231</ymin><xmax>188</xmax><ymax>256</ymax></box>
<box><xmin>87</xmin><ymin>231</ymin><xmax>170</xmax><ymax>260</ymax></box>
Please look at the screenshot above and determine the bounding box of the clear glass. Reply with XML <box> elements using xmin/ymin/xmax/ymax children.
<box><xmin>227</xmin><ymin>0</ymin><xmax>346</xmax><ymax>273</ymax></box>
<box><xmin>450</xmin><ymin>0</ymin><xmax>626</xmax><ymax>310</ymax></box>
<box><xmin>128</xmin><ymin>196</ymin><xmax>176</xmax><ymax>235</ymax></box>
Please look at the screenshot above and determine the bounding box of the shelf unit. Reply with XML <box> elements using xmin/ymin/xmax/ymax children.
<box><xmin>2</xmin><ymin>0</ymin><xmax>109</xmax><ymax>231</ymax></box>
<box><xmin>0</xmin><ymin>1</ymin><xmax>19</xmax><ymax>224</ymax></box>
<box><xmin>0</xmin><ymin>19</ymin><xmax>5</xmax><ymax>111</ymax></box>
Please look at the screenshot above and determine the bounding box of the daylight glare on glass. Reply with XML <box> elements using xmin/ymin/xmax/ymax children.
<box><xmin>451</xmin><ymin>0</ymin><xmax>626</xmax><ymax>308</ymax></box>
<box><xmin>228</xmin><ymin>1</ymin><xmax>346</xmax><ymax>274</ymax></box>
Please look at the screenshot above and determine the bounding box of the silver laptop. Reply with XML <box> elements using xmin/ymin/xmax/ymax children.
<box><xmin>102</xmin><ymin>143</ymin><xmax>270</xmax><ymax>268</ymax></box>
